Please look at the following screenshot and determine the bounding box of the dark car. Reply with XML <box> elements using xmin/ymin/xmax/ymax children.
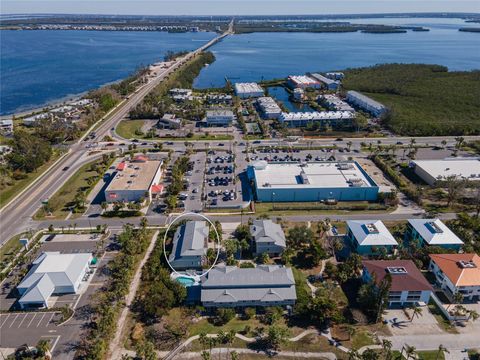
<box><xmin>62</xmin><ymin>166</ymin><xmax>70</xmax><ymax>171</ymax></box>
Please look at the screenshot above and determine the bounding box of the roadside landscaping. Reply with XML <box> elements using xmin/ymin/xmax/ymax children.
<box><xmin>34</xmin><ymin>154</ymin><xmax>114</xmax><ymax>219</ymax></box>
<box><xmin>0</xmin><ymin>150</ymin><xmax>63</xmax><ymax>209</ymax></box>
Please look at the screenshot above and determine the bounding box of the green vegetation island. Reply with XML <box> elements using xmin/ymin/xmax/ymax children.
<box><xmin>342</xmin><ymin>64</ymin><xmax>480</xmax><ymax>136</ymax></box>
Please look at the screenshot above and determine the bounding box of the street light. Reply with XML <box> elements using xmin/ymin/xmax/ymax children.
<box><xmin>271</xmin><ymin>192</ymin><xmax>276</xmax><ymax>211</ymax></box>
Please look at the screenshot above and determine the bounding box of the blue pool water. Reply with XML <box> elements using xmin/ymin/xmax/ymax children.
<box><xmin>176</xmin><ymin>276</ymin><xmax>196</xmax><ymax>287</ymax></box>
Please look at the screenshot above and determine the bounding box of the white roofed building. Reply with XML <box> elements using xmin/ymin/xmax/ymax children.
<box><xmin>309</xmin><ymin>73</ymin><xmax>340</xmax><ymax>90</ymax></box>
<box><xmin>234</xmin><ymin>83</ymin><xmax>264</xmax><ymax>99</ymax></box>
<box><xmin>287</xmin><ymin>75</ymin><xmax>321</xmax><ymax>89</ymax></box>
<box><xmin>17</xmin><ymin>252</ymin><xmax>92</xmax><ymax>309</ymax></box>
<box><xmin>256</xmin><ymin>97</ymin><xmax>282</xmax><ymax>119</ymax></box>
<box><xmin>411</xmin><ymin>158</ymin><xmax>480</xmax><ymax>185</ymax></box>
<box><xmin>206</xmin><ymin>110</ymin><xmax>235</xmax><ymax>126</ymax></box>
<box><xmin>346</xmin><ymin>220</ymin><xmax>398</xmax><ymax>255</ymax></box>
<box><xmin>247</xmin><ymin>161</ymin><xmax>379</xmax><ymax>203</ymax></box>
<box><xmin>406</xmin><ymin>219</ymin><xmax>464</xmax><ymax>250</ymax></box>
<box><xmin>279</xmin><ymin>111</ymin><xmax>355</xmax><ymax>128</ymax></box>
<box><xmin>346</xmin><ymin>91</ymin><xmax>387</xmax><ymax>117</ymax></box>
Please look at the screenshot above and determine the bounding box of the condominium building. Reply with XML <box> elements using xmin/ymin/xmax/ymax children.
<box><xmin>346</xmin><ymin>91</ymin><xmax>387</xmax><ymax>117</ymax></box>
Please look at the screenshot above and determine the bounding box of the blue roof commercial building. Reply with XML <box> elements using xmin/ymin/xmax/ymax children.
<box><xmin>247</xmin><ymin>161</ymin><xmax>379</xmax><ymax>203</ymax></box>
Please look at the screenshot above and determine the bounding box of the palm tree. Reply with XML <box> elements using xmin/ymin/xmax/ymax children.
<box><xmin>448</xmin><ymin>292</ymin><xmax>464</xmax><ymax>311</ymax></box>
<box><xmin>346</xmin><ymin>141</ymin><xmax>353</xmax><ymax>152</ymax></box>
<box><xmin>382</xmin><ymin>339</ymin><xmax>393</xmax><ymax>360</ymax></box>
<box><xmin>468</xmin><ymin>309</ymin><xmax>479</xmax><ymax>322</ymax></box>
<box><xmin>441</xmin><ymin>139</ymin><xmax>447</xmax><ymax>149</ymax></box>
<box><xmin>405</xmin><ymin>344</ymin><xmax>417</xmax><ymax>359</ymax></box>
<box><xmin>345</xmin><ymin>324</ymin><xmax>356</xmax><ymax>340</ymax></box>
<box><xmin>409</xmin><ymin>304</ymin><xmax>423</xmax><ymax>322</ymax></box>
<box><xmin>437</xmin><ymin>344</ymin><xmax>448</xmax><ymax>360</ymax></box>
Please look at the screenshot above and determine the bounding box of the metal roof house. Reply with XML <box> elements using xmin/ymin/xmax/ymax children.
<box><xmin>406</xmin><ymin>219</ymin><xmax>464</xmax><ymax>250</ymax></box>
<box><xmin>362</xmin><ymin>260</ymin><xmax>433</xmax><ymax>307</ymax></box>
<box><xmin>169</xmin><ymin>221</ymin><xmax>209</xmax><ymax>270</ymax></box>
<box><xmin>346</xmin><ymin>91</ymin><xmax>387</xmax><ymax>117</ymax></box>
<box><xmin>346</xmin><ymin>220</ymin><xmax>398</xmax><ymax>255</ymax></box>
<box><xmin>250</xmin><ymin>220</ymin><xmax>286</xmax><ymax>256</ymax></box>
<box><xmin>201</xmin><ymin>265</ymin><xmax>296</xmax><ymax>309</ymax></box>
<box><xmin>17</xmin><ymin>252</ymin><xmax>92</xmax><ymax>309</ymax></box>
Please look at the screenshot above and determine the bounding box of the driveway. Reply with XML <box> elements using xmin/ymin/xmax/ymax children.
<box><xmin>384</xmin><ymin>307</ymin><xmax>444</xmax><ymax>335</ymax></box>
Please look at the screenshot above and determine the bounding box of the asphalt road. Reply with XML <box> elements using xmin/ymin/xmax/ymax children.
<box><xmin>0</xmin><ymin>28</ymin><xmax>232</xmax><ymax>246</ymax></box>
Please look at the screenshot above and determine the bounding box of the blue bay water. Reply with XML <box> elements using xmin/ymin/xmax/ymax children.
<box><xmin>194</xmin><ymin>19</ymin><xmax>480</xmax><ymax>88</ymax></box>
<box><xmin>0</xmin><ymin>30</ymin><xmax>216</xmax><ymax>115</ymax></box>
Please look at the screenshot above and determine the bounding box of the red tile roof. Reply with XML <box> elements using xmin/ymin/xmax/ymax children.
<box><xmin>430</xmin><ymin>254</ymin><xmax>480</xmax><ymax>287</ymax></box>
<box><xmin>363</xmin><ymin>260</ymin><xmax>433</xmax><ymax>292</ymax></box>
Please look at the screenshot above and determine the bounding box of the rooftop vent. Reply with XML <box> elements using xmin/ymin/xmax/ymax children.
<box><xmin>338</xmin><ymin>162</ymin><xmax>354</xmax><ymax>170</ymax></box>
<box><xmin>364</xmin><ymin>223</ymin><xmax>379</xmax><ymax>234</ymax></box>
<box><xmin>425</xmin><ymin>221</ymin><xmax>443</xmax><ymax>234</ymax></box>
<box><xmin>387</xmin><ymin>267</ymin><xmax>408</xmax><ymax>274</ymax></box>
<box><xmin>458</xmin><ymin>260</ymin><xmax>477</xmax><ymax>269</ymax></box>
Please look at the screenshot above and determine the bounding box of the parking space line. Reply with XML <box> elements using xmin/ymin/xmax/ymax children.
<box><xmin>0</xmin><ymin>314</ymin><xmax>11</xmax><ymax>328</ymax></box>
<box><xmin>37</xmin><ymin>313</ymin><xmax>46</xmax><ymax>327</ymax></box>
<box><xmin>47</xmin><ymin>312</ymin><xmax>55</xmax><ymax>325</ymax></box>
<box><xmin>27</xmin><ymin>313</ymin><xmax>37</xmax><ymax>327</ymax></box>
<box><xmin>17</xmin><ymin>314</ymin><xmax>29</xmax><ymax>328</ymax></box>
<box><xmin>9</xmin><ymin>313</ymin><xmax>20</xmax><ymax>328</ymax></box>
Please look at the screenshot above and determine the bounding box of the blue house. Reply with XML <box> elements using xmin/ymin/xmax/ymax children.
<box><xmin>406</xmin><ymin>219</ymin><xmax>463</xmax><ymax>250</ymax></box>
<box><xmin>346</xmin><ymin>220</ymin><xmax>398</xmax><ymax>256</ymax></box>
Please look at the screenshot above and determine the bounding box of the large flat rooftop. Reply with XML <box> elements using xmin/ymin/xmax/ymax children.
<box><xmin>251</xmin><ymin>161</ymin><xmax>376</xmax><ymax>189</ymax></box>
<box><xmin>106</xmin><ymin>159</ymin><xmax>161</xmax><ymax>191</ymax></box>
<box><xmin>413</xmin><ymin>158</ymin><xmax>480</xmax><ymax>181</ymax></box>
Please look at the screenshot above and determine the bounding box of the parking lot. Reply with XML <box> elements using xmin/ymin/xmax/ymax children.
<box><xmin>0</xmin><ymin>312</ymin><xmax>63</xmax><ymax>350</ymax></box>
<box><xmin>204</xmin><ymin>149</ymin><xmax>247</xmax><ymax>209</ymax></box>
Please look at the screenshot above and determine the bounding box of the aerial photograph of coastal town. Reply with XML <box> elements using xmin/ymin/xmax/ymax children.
<box><xmin>0</xmin><ymin>0</ymin><xmax>479</xmax><ymax>359</ymax></box>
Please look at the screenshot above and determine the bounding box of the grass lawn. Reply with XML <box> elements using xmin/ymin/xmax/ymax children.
<box><xmin>34</xmin><ymin>159</ymin><xmax>104</xmax><ymax>219</ymax></box>
<box><xmin>0</xmin><ymin>150</ymin><xmax>63</xmax><ymax>208</ymax></box>
<box><xmin>115</xmin><ymin>119</ymin><xmax>146</xmax><ymax>139</ymax></box>
<box><xmin>254</xmin><ymin>202</ymin><xmax>390</xmax><ymax>216</ymax></box>
<box><xmin>0</xmin><ymin>232</ymin><xmax>27</xmax><ymax>269</ymax></box>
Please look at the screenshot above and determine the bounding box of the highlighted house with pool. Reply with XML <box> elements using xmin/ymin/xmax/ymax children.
<box><xmin>169</xmin><ymin>221</ymin><xmax>209</xmax><ymax>270</ymax></box>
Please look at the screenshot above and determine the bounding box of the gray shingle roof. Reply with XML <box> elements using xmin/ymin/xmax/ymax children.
<box><xmin>250</xmin><ymin>220</ymin><xmax>286</xmax><ymax>247</ymax></box>
<box><xmin>201</xmin><ymin>265</ymin><xmax>296</xmax><ymax>304</ymax></box>
<box><xmin>169</xmin><ymin>221</ymin><xmax>208</xmax><ymax>262</ymax></box>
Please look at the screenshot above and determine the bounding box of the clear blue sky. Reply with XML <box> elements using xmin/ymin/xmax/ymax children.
<box><xmin>2</xmin><ymin>0</ymin><xmax>479</xmax><ymax>16</ymax></box>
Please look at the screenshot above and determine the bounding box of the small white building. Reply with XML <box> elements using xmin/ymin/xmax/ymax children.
<box><xmin>293</xmin><ymin>88</ymin><xmax>304</xmax><ymax>101</ymax></box>
<box><xmin>256</xmin><ymin>97</ymin><xmax>282</xmax><ymax>119</ymax></box>
<box><xmin>0</xmin><ymin>119</ymin><xmax>13</xmax><ymax>134</ymax></box>
<box><xmin>250</xmin><ymin>219</ymin><xmax>286</xmax><ymax>256</ymax></box>
<box><xmin>158</xmin><ymin>113</ymin><xmax>181</xmax><ymax>129</ymax></box>
<box><xmin>169</xmin><ymin>221</ymin><xmax>209</xmax><ymax>270</ymax></box>
<box><xmin>346</xmin><ymin>90</ymin><xmax>387</xmax><ymax>117</ymax></box>
<box><xmin>429</xmin><ymin>254</ymin><xmax>480</xmax><ymax>301</ymax></box>
<box><xmin>411</xmin><ymin>158</ymin><xmax>480</xmax><ymax>185</ymax></box>
<box><xmin>22</xmin><ymin>113</ymin><xmax>52</xmax><ymax>126</ymax></box>
<box><xmin>17</xmin><ymin>252</ymin><xmax>92</xmax><ymax>309</ymax></box>
<box><xmin>362</xmin><ymin>260</ymin><xmax>433</xmax><ymax>307</ymax></box>
<box><xmin>206</xmin><ymin>110</ymin><xmax>235</xmax><ymax>126</ymax></box>
<box><xmin>234</xmin><ymin>83</ymin><xmax>264</xmax><ymax>99</ymax></box>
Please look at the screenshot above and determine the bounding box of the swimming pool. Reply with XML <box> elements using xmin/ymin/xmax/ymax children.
<box><xmin>176</xmin><ymin>276</ymin><xmax>196</xmax><ymax>287</ymax></box>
